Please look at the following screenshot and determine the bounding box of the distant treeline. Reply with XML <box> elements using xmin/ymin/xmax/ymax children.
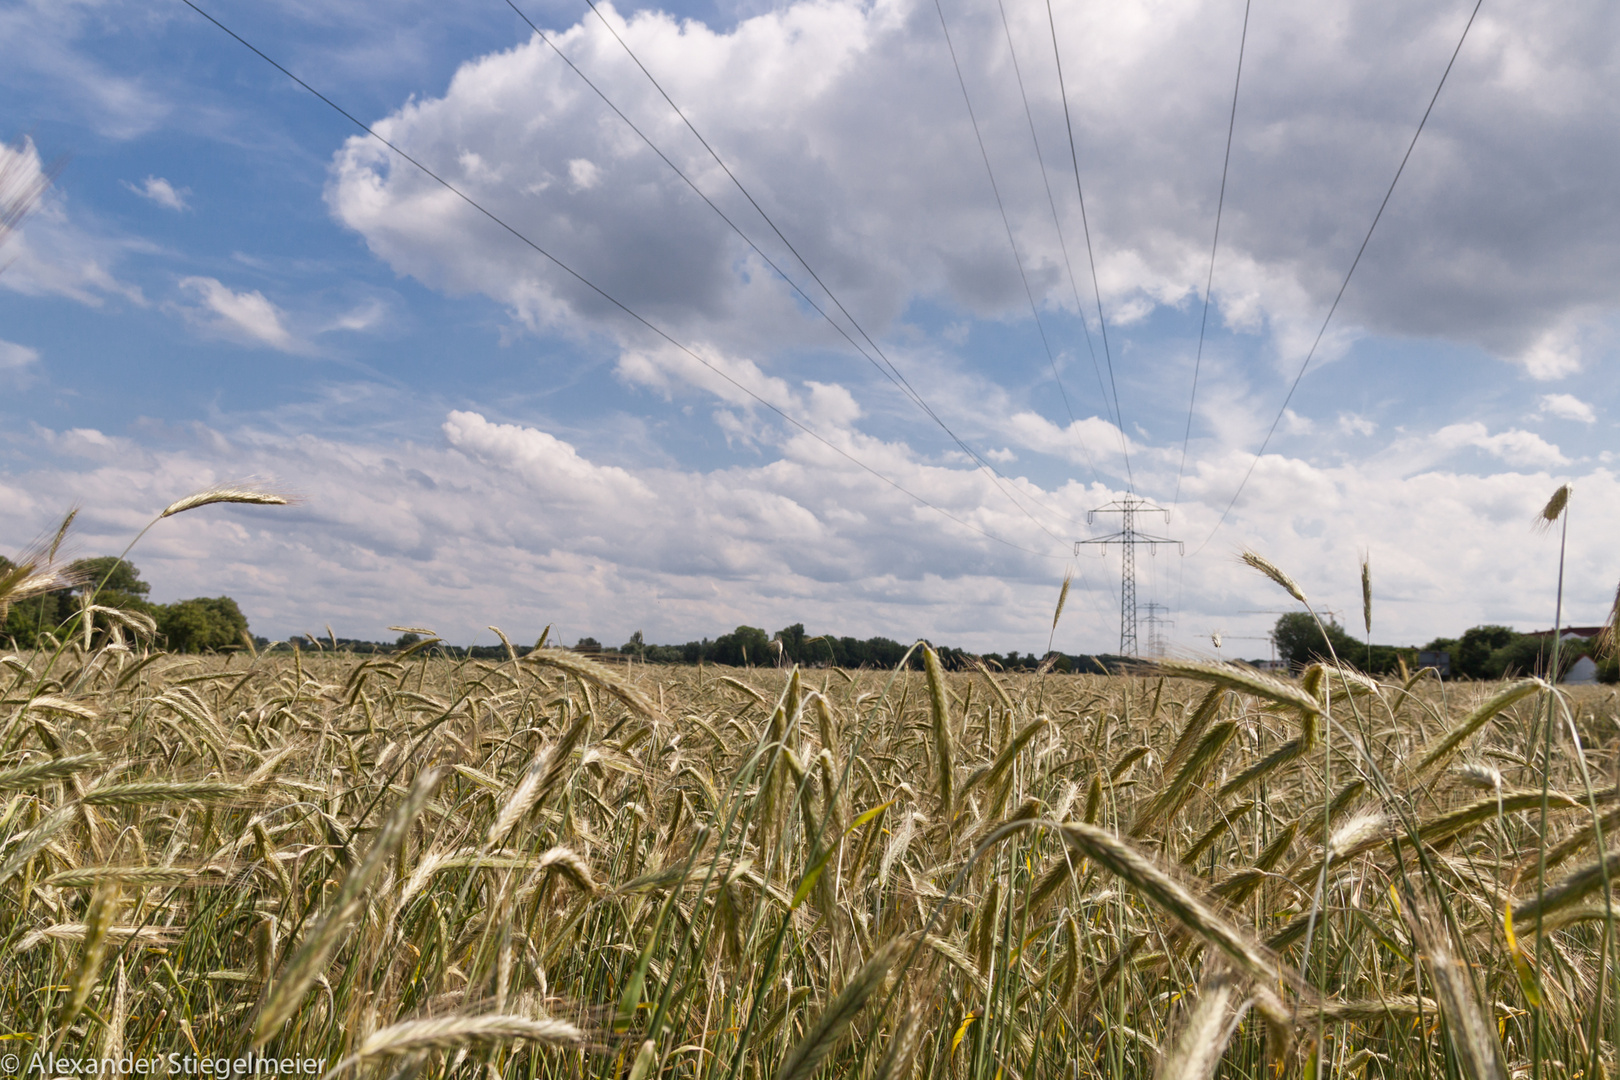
<box><xmin>264</xmin><ymin>623</ymin><xmax>1133</xmax><ymax>673</ymax></box>
<box><xmin>8</xmin><ymin>554</ymin><xmax>1612</xmax><ymax>681</ymax></box>
<box><xmin>1272</xmin><ymin>612</ymin><xmax>1617</xmax><ymax>683</ymax></box>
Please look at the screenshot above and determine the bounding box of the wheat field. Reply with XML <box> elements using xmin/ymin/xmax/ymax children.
<box><xmin>2</xmin><ymin>636</ymin><xmax>1618</xmax><ymax>1079</ymax></box>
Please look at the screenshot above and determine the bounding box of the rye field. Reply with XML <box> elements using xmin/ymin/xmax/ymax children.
<box><xmin>2</xmin><ymin>640</ymin><xmax>1618</xmax><ymax>1079</ymax></box>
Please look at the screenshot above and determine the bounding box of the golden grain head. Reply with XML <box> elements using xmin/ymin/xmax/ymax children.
<box><xmin>160</xmin><ymin>484</ymin><xmax>294</xmax><ymax>518</ymax></box>
<box><xmin>1240</xmin><ymin>550</ymin><xmax>1308</xmax><ymax>605</ymax></box>
<box><xmin>1534</xmin><ymin>482</ymin><xmax>1571</xmax><ymax>530</ymax></box>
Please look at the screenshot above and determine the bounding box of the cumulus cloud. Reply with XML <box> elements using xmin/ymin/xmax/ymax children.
<box><xmin>1431</xmin><ymin>422</ymin><xmax>1568</xmax><ymax>468</ymax></box>
<box><xmin>1538</xmin><ymin>392</ymin><xmax>1596</xmax><ymax>424</ymax></box>
<box><xmin>0</xmin><ymin>338</ymin><xmax>39</xmax><ymax>371</ymax></box>
<box><xmin>176</xmin><ymin>276</ymin><xmax>298</xmax><ymax>351</ymax></box>
<box><xmin>324</xmin><ymin>0</ymin><xmax>1620</xmax><ymax>373</ymax></box>
<box><xmin>3</xmin><ymin>411</ymin><xmax>1613</xmax><ymax>655</ymax></box>
<box><xmin>125</xmin><ymin>176</ymin><xmax>189</xmax><ymax>211</ymax></box>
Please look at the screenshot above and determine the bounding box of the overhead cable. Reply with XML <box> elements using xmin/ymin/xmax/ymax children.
<box><xmin>933</xmin><ymin>0</ymin><xmax>1086</xmax><ymax>471</ymax></box>
<box><xmin>1193</xmin><ymin>0</ymin><xmax>1487</xmax><ymax>553</ymax></box>
<box><xmin>556</xmin><ymin>0</ymin><xmax>1095</xmax><ymax>538</ymax></box>
<box><xmin>992</xmin><ymin>0</ymin><xmax>1117</xmax><ymax>442</ymax></box>
<box><xmin>1171</xmin><ymin>0</ymin><xmax>1251</xmax><ymax>519</ymax></box>
<box><xmin>176</xmin><ymin>0</ymin><xmax>1071</xmax><ymax>561</ymax></box>
<box><xmin>1043</xmin><ymin>0</ymin><xmax>1134</xmax><ymax>491</ymax></box>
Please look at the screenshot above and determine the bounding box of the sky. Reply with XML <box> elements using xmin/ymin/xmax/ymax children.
<box><xmin>1</xmin><ymin>0</ymin><xmax>1616</xmax><ymax>656</ymax></box>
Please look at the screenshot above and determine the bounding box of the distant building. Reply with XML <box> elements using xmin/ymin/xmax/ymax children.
<box><xmin>1527</xmin><ymin>626</ymin><xmax>1606</xmax><ymax>643</ymax></box>
<box><xmin>1418</xmin><ymin>650</ymin><xmax>1451</xmax><ymax>679</ymax></box>
<box><xmin>1564</xmin><ymin>656</ymin><xmax>1599</xmax><ymax>685</ymax></box>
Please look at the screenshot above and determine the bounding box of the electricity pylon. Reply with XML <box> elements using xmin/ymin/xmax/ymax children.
<box><xmin>1077</xmin><ymin>495</ymin><xmax>1182</xmax><ymax>657</ymax></box>
<box><xmin>1142</xmin><ymin>601</ymin><xmax>1174</xmax><ymax>657</ymax></box>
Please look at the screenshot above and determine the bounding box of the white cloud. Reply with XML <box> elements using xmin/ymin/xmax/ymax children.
<box><xmin>125</xmin><ymin>176</ymin><xmax>189</xmax><ymax>211</ymax></box>
<box><xmin>1517</xmin><ymin>323</ymin><xmax>1584</xmax><ymax>379</ymax></box>
<box><xmin>1431</xmin><ymin>422</ymin><xmax>1568</xmax><ymax>468</ymax></box>
<box><xmin>0</xmin><ymin>339</ymin><xmax>39</xmax><ymax>371</ymax></box>
<box><xmin>1338</xmin><ymin>413</ymin><xmax>1377</xmax><ymax>436</ymax></box>
<box><xmin>1538</xmin><ymin>392</ymin><xmax>1596</xmax><ymax>424</ymax></box>
<box><xmin>567</xmin><ymin>158</ymin><xmax>602</xmax><ymax>192</ymax></box>
<box><xmin>0</xmin><ymin>137</ymin><xmax>146</xmax><ymax>308</ymax></box>
<box><xmin>5</xmin><ymin>412</ymin><xmax>1613</xmax><ymax>655</ymax></box>
<box><xmin>324</xmin><ymin>0</ymin><xmax>1620</xmax><ymax>372</ymax></box>
<box><xmin>176</xmin><ymin>276</ymin><xmax>297</xmax><ymax>351</ymax></box>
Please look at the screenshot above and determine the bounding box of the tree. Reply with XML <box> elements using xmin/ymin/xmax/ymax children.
<box><xmin>1452</xmin><ymin>625</ymin><xmax>1519</xmax><ymax>680</ymax></box>
<box><xmin>711</xmin><ymin>625</ymin><xmax>770</xmax><ymax>666</ymax></box>
<box><xmin>70</xmin><ymin>557</ymin><xmax>151</xmax><ymax>607</ymax></box>
<box><xmin>158</xmin><ymin>597</ymin><xmax>248</xmax><ymax>653</ymax></box>
<box><xmin>1272</xmin><ymin>613</ymin><xmax>1359</xmax><ymax>669</ymax></box>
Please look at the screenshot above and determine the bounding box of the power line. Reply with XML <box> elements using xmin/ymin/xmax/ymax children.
<box><xmin>1171</xmin><ymin>0</ymin><xmax>1251</xmax><ymax>518</ymax></box>
<box><xmin>557</xmin><ymin>0</ymin><xmax>1094</xmax><ymax>538</ymax></box>
<box><xmin>933</xmin><ymin>0</ymin><xmax>1082</xmax><ymax>471</ymax></box>
<box><xmin>1043</xmin><ymin>0</ymin><xmax>1133</xmax><ymax>491</ymax></box>
<box><xmin>176</xmin><ymin>0</ymin><xmax>1072</xmax><ymax>562</ymax></box>
<box><xmin>990</xmin><ymin>0</ymin><xmax>1119</xmax><ymax>446</ymax></box>
<box><xmin>1194</xmin><ymin>0</ymin><xmax>1486</xmax><ymax>552</ymax></box>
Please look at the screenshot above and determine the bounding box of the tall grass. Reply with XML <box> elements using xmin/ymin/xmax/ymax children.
<box><xmin>1</xmin><ymin>631</ymin><xmax>1617</xmax><ymax>1076</ymax></box>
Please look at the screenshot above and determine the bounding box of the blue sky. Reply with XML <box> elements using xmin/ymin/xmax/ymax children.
<box><xmin>2</xmin><ymin>0</ymin><xmax>1616</xmax><ymax>655</ymax></box>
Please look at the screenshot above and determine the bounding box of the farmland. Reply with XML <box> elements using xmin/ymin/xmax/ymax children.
<box><xmin>2</xmin><ymin>643</ymin><xmax>1617</xmax><ymax>1078</ymax></box>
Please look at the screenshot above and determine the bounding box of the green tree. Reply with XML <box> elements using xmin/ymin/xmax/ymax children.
<box><xmin>1599</xmin><ymin>655</ymin><xmax>1619</xmax><ymax>684</ymax></box>
<box><xmin>711</xmin><ymin>625</ymin><xmax>770</xmax><ymax>666</ymax></box>
<box><xmin>1452</xmin><ymin>625</ymin><xmax>1519</xmax><ymax>679</ymax></box>
<box><xmin>1272</xmin><ymin>613</ymin><xmax>1360</xmax><ymax>669</ymax></box>
<box><xmin>71</xmin><ymin>557</ymin><xmax>152</xmax><ymax>607</ymax></box>
<box><xmin>158</xmin><ymin>597</ymin><xmax>249</xmax><ymax>653</ymax></box>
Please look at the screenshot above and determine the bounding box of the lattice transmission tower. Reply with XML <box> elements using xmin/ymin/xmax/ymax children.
<box><xmin>1141</xmin><ymin>601</ymin><xmax>1174</xmax><ymax>658</ymax></box>
<box><xmin>1077</xmin><ymin>495</ymin><xmax>1182</xmax><ymax>657</ymax></box>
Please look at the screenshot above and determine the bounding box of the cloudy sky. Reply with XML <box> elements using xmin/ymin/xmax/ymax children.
<box><xmin>1</xmin><ymin>0</ymin><xmax>1616</xmax><ymax>655</ymax></box>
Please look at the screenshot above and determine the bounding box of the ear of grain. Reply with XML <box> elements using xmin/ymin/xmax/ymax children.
<box><xmin>524</xmin><ymin>647</ymin><xmax>665</xmax><ymax>723</ymax></box>
<box><xmin>1155</xmin><ymin>968</ymin><xmax>1248</xmax><ymax>1080</ymax></box>
<box><xmin>1060</xmin><ymin>821</ymin><xmax>1283</xmax><ymax>986</ymax></box>
<box><xmin>0</xmin><ymin>802</ymin><xmax>80</xmax><ymax>885</ymax></box>
<box><xmin>488</xmin><ymin>711</ymin><xmax>590</xmax><ymax>846</ymax></box>
<box><xmin>339</xmin><ymin>1014</ymin><xmax>583</xmax><ymax>1065</ymax></box>
<box><xmin>1409</xmin><ymin>916</ymin><xmax>1510</xmax><ymax>1080</ymax></box>
<box><xmin>1534</xmin><ymin>483</ymin><xmax>1571</xmax><ymax>531</ymax></box>
<box><xmin>81</xmin><ymin>781</ymin><xmax>243</xmax><ymax>806</ymax></box>
<box><xmin>1512</xmin><ymin>848</ymin><xmax>1620</xmax><ymax>924</ymax></box>
<box><xmin>1241</xmin><ymin>551</ymin><xmax>1308</xmax><ymax>605</ymax></box>
<box><xmin>0</xmin><ymin>753</ymin><xmax>100</xmax><ymax>791</ymax></box>
<box><xmin>1157</xmin><ymin>659</ymin><xmax>1322</xmax><ymax>718</ymax></box>
<box><xmin>1412</xmin><ymin>679</ymin><xmax>1544</xmax><ymax>775</ymax></box>
<box><xmin>1132</xmin><ymin>721</ymin><xmax>1237</xmax><ymax>837</ymax></box>
<box><xmin>160</xmin><ymin>484</ymin><xmax>292</xmax><ymax>518</ymax></box>
<box><xmin>923</xmin><ymin>645</ymin><xmax>954</xmax><ymax>816</ymax></box>
<box><xmin>59</xmin><ymin>883</ymin><xmax>119</xmax><ymax>1029</ymax></box>
<box><xmin>1596</xmin><ymin>581</ymin><xmax>1620</xmax><ymax>659</ymax></box>
<box><xmin>253</xmin><ymin>768</ymin><xmax>441</xmax><ymax>1045</ymax></box>
<box><xmin>872</xmin><ymin>1004</ymin><xmax>924</xmax><ymax>1080</ymax></box>
<box><xmin>1161</xmin><ymin>687</ymin><xmax>1226</xmax><ymax>780</ymax></box>
<box><xmin>1361</xmin><ymin>553</ymin><xmax>1372</xmax><ymax>637</ymax></box>
<box><xmin>777</xmin><ymin>940</ymin><xmax>902</xmax><ymax>1080</ymax></box>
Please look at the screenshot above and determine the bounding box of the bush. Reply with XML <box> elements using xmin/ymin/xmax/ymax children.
<box><xmin>158</xmin><ymin>597</ymin><xmax>249</xmax><ymax>653</ymax></box>
<box><xmin>1599</xmin><ymin>655</ymin><xmax>1619</xmax><ymax>685</ymax></box>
